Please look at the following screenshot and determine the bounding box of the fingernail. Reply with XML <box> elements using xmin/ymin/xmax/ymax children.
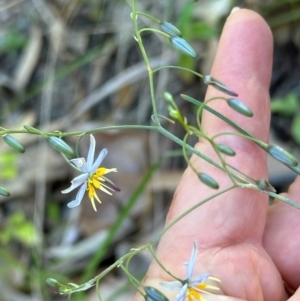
<box><xmin>230</xmin><ymin>7</ymin><xmax>240</xmax><ymax>16</ymax></box>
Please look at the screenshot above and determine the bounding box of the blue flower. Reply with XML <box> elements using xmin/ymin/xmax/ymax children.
<box><xmin>62</xmin><ymin>135</ymin><xmax>119</xmax><ymax>211</ymax></box>
<box><xmin>160</xmin><ymin>242</ymin><xmax>220</xmax><ymax>301</ymax></box>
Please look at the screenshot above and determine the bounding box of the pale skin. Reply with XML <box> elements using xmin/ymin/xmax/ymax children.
<box><xmin>133</xmin><ymin>8</ymin><xmax>300</xmax><ymax>301</ymax></box>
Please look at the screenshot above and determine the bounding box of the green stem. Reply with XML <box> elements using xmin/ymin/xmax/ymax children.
<box><xmin>2</xmin><ymin>125</ymin><xmax>158</xmax><ymax>137</ymax></box>
<box><xmin>135</xmin><ymin>11</ymin><xmax>160</xmax><ymax>23</ymax></box>
<box><xmin>80</xmin><ymin>159</ymin><xmax>161</xmax><ymax>284</ymax></box>
<box><xmin>149</xmin><ymin>245</ymin><xmax>182</xmax><ymax>281</ymax></box>
<box><xmin>153</xmin><ymin>65</ymin><xmax>204</xmax><ymax>78</ymax></box>
<box><xmin>150</xmin><ymin>185</ymin><xmax>236</xmax><ymax>244</ymax></box>
<box><xmin>131</xmin><ymin>0</ymin><xmax>159</xmax><ymax>123</ymax></box>
<box><xmin>138</xmin><ymin>28</ymin><xmax>170</xmax><ymax>38</ymax></box>
<box><xmin>157</xmin><ymin>126</ymin><xmax>246</xmax><ymax>183</ymax></box>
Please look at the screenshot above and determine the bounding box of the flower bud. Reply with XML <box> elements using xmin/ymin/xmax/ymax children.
<box><xmin>267</xmin><ymin>145</ymin><xmax>298</xmax><ymax>167</ymax></box>
<box><xmin>160</xmin><ymin>21</ymin><xmax>182</xmax><ymax>37</ymax></box>
<box><xmin>170</xmin><ymin>37</ymin><xmax>197</xmax><ymax>58</ymax></box>
<box><xmin>203</xmin><ymin>75</ymin><xmax>238</xmax><ymax>97</ymax></box>
<box><xmin>3</xmin><ymin>135</ymin><xmax>25</xmax><ymax>153</ymax></box>
<box><xmin>59</xmin><ymin>286</ymin><xmax>70</xmax><ymax>295</ymax></box>
<box><xmin>163</xmin><ymin>91</ymin><xmax>174</xmax><ymax>103</ymax></box>
<box><xmin>256</xmin><ymin>179</ymin><xmax>276</xmax><ymax>192</ymax></box>
<box><xmin>23</xmin><ymin>125</ymin><xmax>41</xmax><ymax>134</ymax></box>
<box><xmin>0</xmin><ymin>185</ymin><xmax>10</xmax><ymax>197</ymax></box>
<box><xmin>144</xmin><ymin>287</ymin><xmax>169</xmax><ymax>301</ymax></box>
<box><xmin>227</xmin><ymin>98</ymin><xmax>253</xmax><ymax>117</ymax></box>
<box><xmin>198</xmin><ymin>172</ymin><xmax>219</xmax><ymax>189</ymax></box>
<box><xmin>46</xmin><ymin>278</ymin><xmax>59</xmax><ymax>287</ymax></box>
<box><xmin>217</xmin><ymin>144</ymin><xmax>236</xmax><ymax>156</ymax></box>
<box><xmin>47</xmin><ymin>136</ymin><xmax>75</xmax><ymax>157</ymax></box>
<box><xmin>168</xmin><ymin>106</ymin><xmax>180</xmax><ymax>119</ymax></box>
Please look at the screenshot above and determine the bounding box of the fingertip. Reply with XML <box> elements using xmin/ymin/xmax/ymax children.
<box><xmin>203</xmin><ymin>8</ymin><xmax>273</xmax><ymax>143</ymax></box>
<box><xmin>216</xmin><ymin>8</ymin><xmax>273</xmax><ymax>88</ymax></box>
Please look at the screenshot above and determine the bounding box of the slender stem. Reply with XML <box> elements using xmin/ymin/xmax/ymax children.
<box><xmin>157</xmin><ymin>126</ymin><xmax>247</xmax><ymax>184</ymax></box>
<box><xmin>2</xmin><ymin>125</ymin><xmax>158</xmax><ymax>137</ymax></box>
<box><xmin>153</xmin><ymin>65</ymin><xmax>204</xmax><ymax>78</ymax></box>
<box><xmin>135</xmin><ymin>11</ymin><xmax>160</xmax><ymax>23</ymax></box>
<box><xmin>138</xmin><ymin>28</ymin><xmax>170</xmax><ymax>38</ymax></box>
<box><xmin>149</xmin><ymin>245</ymin><xmax>182</xmax><ymax>281</ymax></box>
<box><xmin>150</xmin><ymin>185</ymin><xmax>236</xmax><ymax>244</ymax></box>
<box><xmin>131</xmin><ymin>0</ymin><xmax>159</xmax><ymax>123</ymax></box>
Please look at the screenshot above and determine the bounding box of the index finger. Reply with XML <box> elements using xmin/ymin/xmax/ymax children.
<box><xmin>166</xmin><ymin>7</ymin><xmax>273</xmax><ymax>245</ymax></box>
<box><xmin>133</xmin><ymin>7</ymin><xmax>273</xmax><ymax>301</ymax></box>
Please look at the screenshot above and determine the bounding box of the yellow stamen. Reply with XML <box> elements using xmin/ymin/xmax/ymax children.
<box><xmin>208</xmin><ymin>276</ymin><xmax>221</xmax><ymax>283</ymax></box>
<box><xmin>196</xmin><ymin>283</ymin><xmax>207</xmax><ymax>290</ymax></box>
<box><xmin>87</xmin><ymin>180</ymin><xmax>103</xmax><ymax>211</ymax></box>
<box><xmin>95</xmin><ymin>167</ymin><xmax>117</xmax><ymax>177</ymax></box>
<box><xmin>88</xmin><ymin>184</ymin><xmax>95</xmax><ymax>199</ymax></box>
<box><xmin>187</xmin><ymin>288</ymin><xmax>202</xmax><ymax>301</ymax></box>
<box><xmin>90</xmin><ymin>197</ymin><xmax>97</xmax><ymax>211</ymax></box>
<box><xmin>86</xmin><ymin>166</ymin><xmax>118</xmax><ymax>211</ymax></box>
<box><xmin>92</xmin><ymin>178</ymin><xmax>101</xmax><ymax>188</ymax></box>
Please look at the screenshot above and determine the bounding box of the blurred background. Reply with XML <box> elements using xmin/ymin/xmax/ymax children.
<box><xmin>0</xmin><ymin>0</ymin><xmax>299</xmax><ymax>300</ymax></box>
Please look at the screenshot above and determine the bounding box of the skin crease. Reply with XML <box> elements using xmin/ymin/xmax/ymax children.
<box><xmin>133</xmin><ymin>8</ymin><xmax>300</xmax><ymax>301</ymax></box>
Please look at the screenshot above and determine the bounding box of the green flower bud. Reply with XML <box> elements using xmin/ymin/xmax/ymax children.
<box><xmin>256</xmin><ymin>179</ymin><xmax>276</xmax><ymax>192</ymax></box>
<box><xmin>267</xmin><ymin>145</ymin><xmax>298</xmax><ymax>167</ymax></box>
<box><xmin>163</xmin><ymin>91</ymin><xmax>174</xmax><ymax>103</ymax></box>
<box><xmin>198</xmin><ymin>172</ymin><xmax>219</xmax><ymax>189</ymax></box>
<box><xmin>227</xmin><ymin>98</ymin><xmax>253</xmax><ymax>117</ymax></box>
<box><xmin>160</xmin><ymin>21</ymin><xmax>182</xmax><ymax>37</ymax></box>
<box><xmin>3</xmin><ymin>135</ymin><xmax>25</xmax><ymax>153</ymax></box>
<box><xmin>59</xmin><ymin>286</ymin><xmax>70</xmax><ymax>294</ymax></box>
<box><xmin>144</xmin><ymin>287</ymin><xmax>169</xmax><ymax>301</ymax></box>
<box><xmin>170</xmin><ymin>37</ymin><xmax>197</xmax><ymax>58</ymax></box>
<box><xmin>0</xmin><ymin>185</ymin><xmax>10</xmax><ymax>197</ymax></box>
<box><xmin>168</xmin><ymin>106</ymin><xmax>180</xmax><ymax>119</ymax></box>
<box><xmin>46</xmin><ymin>278</ymin><xmax>59</xmax><ymax>287</ymax></box>
<box><xmin>217</xmin><ymin>144</ymin><xmax>236</xmax><ymax>156</ymax></box>
<box><xmin>203</xmin><ymin>75</ymin><xmax>238</xmax><ymax>97</ymax></box>
<box><xmin>23</xmin><ymin>125</ymin><xmax>41</xmax><ymax>134</ymax></box>
<box><xmin>47</xmin><ymin>136</ymin><xmax>75</xmax><ymax>157</ymax></box>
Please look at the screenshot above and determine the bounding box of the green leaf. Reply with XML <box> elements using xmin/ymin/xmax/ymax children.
<box><xmin>177</xmin><ymin>2</ymin><xmax>194</xmax><ymax>38</ymax></box>
<box><xmin>271</xmin><ymin>93</ymin><xmax>298</xmax><ymax>116</ymax></box>
<box><xmin>291</xmin><ymin>114</ymin><xmax>300</xmax><ymax>144</ymax></box>
<box><xmin>0</xmin><ymin>152</ymin><xmax>17</xmax><ymax>180</ymax></box>
<box><xmin>0</xmin><ymin>28</ymin><xmax>27</xmax><ymax>54</ymax></box>
<box><xmin>191</xmin><ymin>22</ymin><xmax>217</xmax><ymax>39</ymax></box>
<box><xmin>3</xmin><ymin>212</ymin><xmax>39</xmax><ymax>247</ymax></box>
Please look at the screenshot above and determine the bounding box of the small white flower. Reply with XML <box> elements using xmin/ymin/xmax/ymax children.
<box><xmin>160</xmin><ymin>242</ymin><xmax>220</xmax><ymax>301</ymax></box>
<box><xmin>62</xmin><ymin>135</ymin><xmax>119</xmax><ymax>211</ymax></box>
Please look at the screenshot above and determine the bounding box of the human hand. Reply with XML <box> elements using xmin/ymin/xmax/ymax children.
<box><xmin>133</xmin><ymin>8</ymin><xmax>300</xmax><ymax>301</ymax></box>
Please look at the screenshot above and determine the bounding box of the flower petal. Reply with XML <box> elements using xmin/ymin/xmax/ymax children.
<box><xmin>160</xmin><ymin>280</ymin><xmax>183</xmax><ymax>291</ymax></box>
<box><xmin>189</xmin><ymin>273</ymin><xmax>209</xmax><ymax>287</ymax></box>
<box><xmin>185</xmin><ymin>242</ymin><xmax>198</xmax><ymax>279</ymax></box>
<box><xmin>67</xmin><ymin>184</ymin><xmax>86</xmax><ymax>208</ymax></box>
<box><xmin>91</xmin><ymin>148</ymin><xmax>108</xmax><ymax>174</ymax></box>
<box><xmin>61</xmin><ymin>173</ymin><xmax>88</xmax><ymax>193</ymax></box>
<box><xmin>70</xmin><ymin>158</ymin><xmax>88</xmax><ymax>172</ymax></box>
<box><xmin>87</xmin><ymin>135</ymin><xmax>96</xmax><ymax>171</ymax></box>
<box><xmin>175</xmin><ymin>284</ymin><xmax>188</xmax><ymax>301</ymax></box>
